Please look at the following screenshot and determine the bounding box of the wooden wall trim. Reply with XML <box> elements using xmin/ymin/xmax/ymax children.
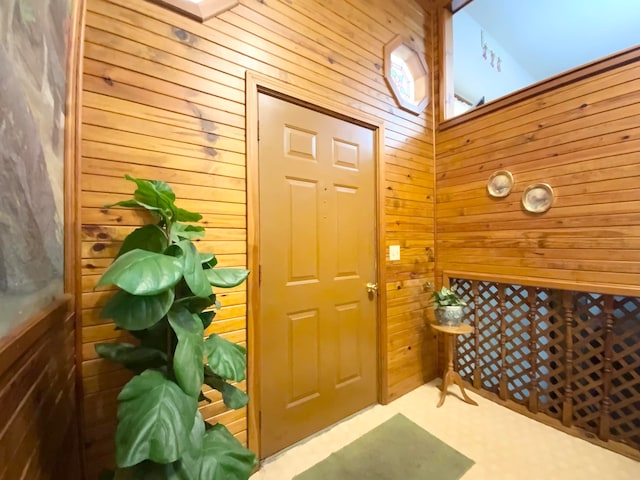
<box><xmin>245</xmin><ymin>71</ymin><xmax>388</xmax><ymax>456</ymax></box>
<box><xmin>439</xmin><ymin>40</ymin><xmax>640</xmax><ymax>130</ymax></box>
<box><xmin>245</xmin><ymin>70</ymin><xmax>261</xmax><ymax>460</ymax></box>
<box><xmin>64</xmin><ymin>0</ymin><xmax>87</xmax><ymax>475</ymax></box>
<box><xmin>442</xmin><ymin>270</ymin><xmax>640</xmax><ymax>297</ymax></box>
<box><xmin>0</xmin><ymin>295</ymin><xmax>71</xmax><ymax>379</ymax></box>
<box><xmin>64</xmin><ymin>0</ymin><xmax>86</xmax><ymax>299</ymax></box>
<box><xmin>376</xmin><ymin>122</ymin><xmax>389</xmax><ymax>405</ymax></box>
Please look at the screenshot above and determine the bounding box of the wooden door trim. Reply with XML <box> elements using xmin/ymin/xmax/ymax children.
<box><xmin>64</xmin><ymin>0</ymin><xmax>86</xmax><ymax>475</ymax></box>
<box><xmin>246</xmin><ymin>72</ymin><xmax>387</xmax><ymax>458</ymax></box>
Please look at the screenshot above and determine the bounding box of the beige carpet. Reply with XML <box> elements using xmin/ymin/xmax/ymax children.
<box><xmin>251</xmin><ymin>380</ymin><xmax>640</xmax><ymax>480</ymax></box>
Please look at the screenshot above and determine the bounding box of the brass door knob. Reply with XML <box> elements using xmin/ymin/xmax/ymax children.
<box><xmin>366</xmin><ymin>282</ymin><xmax>378</xmax><ymax>294</ymax></box>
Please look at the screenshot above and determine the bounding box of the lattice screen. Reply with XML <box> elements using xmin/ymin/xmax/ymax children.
<box><xmin>451</xmin><ymin>278</ymin><xmax>640</xmax><ymax>453</ymax></box>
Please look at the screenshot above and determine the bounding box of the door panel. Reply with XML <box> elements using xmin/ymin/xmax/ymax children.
<box><xmin>258</xmin><ymin>94</ymin><xmax>377</xmax><ymax>458</ymax></box>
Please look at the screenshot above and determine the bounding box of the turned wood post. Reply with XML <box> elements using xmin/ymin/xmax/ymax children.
<box><xmin>498</xmin><ymin>284</ymin><xmax>508</xmax><ymax>400</ymax></box>
<box><xmin>527</xmin><ymin>286</ymin><xmax>539</xmax><ymax>414</ymax></box>
<box><xmin>472</xmin><ymin>280</ymin><xmax>481</xmax><ymax>389</ymax></box>
<box><xmin>599</xmin><ymin>295</ymin><xmax>615</xmax><ymax>441</ymax></box>
<box><xmin>562</xmin><ymin>290</ymin><xmax>575</xmax><ymax>427</ymax></box>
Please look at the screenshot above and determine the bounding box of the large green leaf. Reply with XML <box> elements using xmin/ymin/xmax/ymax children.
<box><xmin>102</xmin><ymin>289</ymin><xmax>174</xmax><ymax>330</ymax></box>
<box><xmin>98</xmin><ymin>249</ymin><xmax>183</xmax><ymax>295</ymax></box>
<box><xmin>199</xmin><ymin>424</ymin><xmax>257</xmax><ymax>480</ymax></box>
<box><xmin>199</xmin><ymin>253</ymin><xmax>215</xmax><ymax>264</ymax></box>
<box><xmin>201</xmin><ymin>253</ymin><xmax>218</xmax><ymax>270</ymax></box>
<box><xmin>199</xmin><ymin>310</ymin><xmax>216</xmax><ymax>330</ymax></box>
<box><xmin>205</xmin><ymin>269</ymin><xmax>250</xmax><ymax>288</ymax></box>
<box><xmin>117</xmin><ymin>224</ymin><xmax>168</xmax><ymax>258</ymax></box>
<box><xmin>204</xmin><ymin>334</ymin><xmax>246</xmax><ymax>382</ymax></box>
<box><xmin>106</xmin><ymin>199</ymin><xmax>140</xmax><ymax>208</ymax></box>
<box><xmin>174</xmin><ymin>294</ymin><xmax>216</xmax><ymax>314</ymax></box>
<box><xmin>171</xmin><ymin>223</ymin><xmax>205</xmax><ymax>243</ymax></box>
<box><xmin>131</xmin><ymin>318</ymin><xmax>171</xmax><ymax>353</ymax></box>
<box><xmin>95</xmin><ymin>343</ymin><xmax>167</xmax><ymax>373</ymax></box>
<box><xmin>204</xmin><ymin>368</ymin><xmax>249</xmax><ymax>409</ymax></box>
<box><xmin>115</xmin><ymin>370</ymin><xmax>197</xmax><ymax>467</ymax></box>
<box><xmin>175</xmin><ymin>207</ymin><xmax>202</xmax><ymax>222</ymax></box>
<box><xmin>178</xmin><ymin>241</ymin><xmax>211</xmax><ymax>298</ymax></box>
<box><xmin>125</xmin><ymin>175</ymin><xmax>176</xmax><ymax>220</ymax></box>
<box><xmin>172</xmin><ymin>412</ymin><xmax>206</xmax><ymax>480</ymax></box>
<box><xmin>168</xmin><ymin>308</ymin><xmax>205</xmax><ymax>398</ymax></box>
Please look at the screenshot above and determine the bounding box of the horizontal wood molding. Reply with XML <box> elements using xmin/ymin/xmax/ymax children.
<box><xmin>443</xmin><ymin>271</ymin><xmax>640</xmax><ymax>297</ymax></box>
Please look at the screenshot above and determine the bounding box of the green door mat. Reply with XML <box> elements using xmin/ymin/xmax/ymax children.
<box><xmin>293</xmin><ymin>414</ymin><xmax>474</xmax><ymax>480</ymax></box>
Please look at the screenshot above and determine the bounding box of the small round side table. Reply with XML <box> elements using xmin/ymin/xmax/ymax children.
<box><xmin>429</xmin><ymin>322</ymin><xmax>478</xmax><ymax>408</ymax></box>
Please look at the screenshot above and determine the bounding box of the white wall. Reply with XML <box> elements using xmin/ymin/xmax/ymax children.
<box><xmin>453</xmin><ymin>10</ymin><xmax>535</xmax><ymax>107</ymax></box>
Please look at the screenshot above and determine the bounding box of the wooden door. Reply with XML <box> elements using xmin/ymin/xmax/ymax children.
<box><xmin>258</xmin><ymin>93</ymin><xmax>378</xmax><ymax>458</ymax></box>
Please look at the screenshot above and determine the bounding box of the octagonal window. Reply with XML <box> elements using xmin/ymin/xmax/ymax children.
<box><xmin>150</xmin><ymin>0</ymin><xmax>238</xmax><ymax>22</ymax></box>
<box><xmin>384</xmin><ymin>37</ymin><xmax>430</xmax><ymax>114</ymax></box>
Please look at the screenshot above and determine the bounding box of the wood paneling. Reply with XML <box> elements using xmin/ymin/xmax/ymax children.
<box><xmin>80</xmin><ymin>0</ymin><xmax>435</xmax><ymax>472</ymax></box>
<box><xmin>0</xmin><ymin>298</ymin><xmax>81</xmax><ymax>480</ymax></box>
<box><xmin>435</xmin><ymin>50</ymin><xmax>640</xmax><ymax>293</ymax></box>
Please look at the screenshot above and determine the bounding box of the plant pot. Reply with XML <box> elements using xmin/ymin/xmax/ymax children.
<box><xmin>435</xmin><ymin>306</ymin><xmax>464</xmax><ymax>326</ymax></box>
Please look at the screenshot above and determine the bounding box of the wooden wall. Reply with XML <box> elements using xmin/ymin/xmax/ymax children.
<box><xmin>0</xmin><ymin>298</ymin><xmax>81</xmax><ymax>480</ymax></box>
<box><xmin>435</xmin><ymin>51</ymin><xmax>640</xmax><ymax>292</ymax></box>
<box><xmin>79</xmin><ymin>0</ymin><xmax>436</xmax><ymax>474</ymax></box>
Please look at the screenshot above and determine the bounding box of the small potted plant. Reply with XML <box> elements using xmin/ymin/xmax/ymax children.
<box><xmin>432</xmin><ymin>285</ymin><xmax>466</xmax><ymax>326</ymax></box>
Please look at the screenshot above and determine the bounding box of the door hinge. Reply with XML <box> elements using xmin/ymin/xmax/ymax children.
<box><xmin>257</xmin><ymin>120</ymin><xmax>260</xmax><ymax>142</ymax></box>
<box><xmin>259</xmin><ymin>264</ymin><xmax>262</xmax><ymax>286</ymax></box>
<box><xmin>258</xmin><ymin>410</ymin><xmax>262</xmax><ymax>430</ymax></box>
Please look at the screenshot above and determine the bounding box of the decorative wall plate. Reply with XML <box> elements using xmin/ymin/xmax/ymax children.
<box><xmin>522</xmin><ymin>183</ymin><xmax>554</xmax><ymax>213</ymax></box>
<box><xmin>487</xmin><ymin>170</ymin><xmax>514</xmax><ymax>198</ymax></box>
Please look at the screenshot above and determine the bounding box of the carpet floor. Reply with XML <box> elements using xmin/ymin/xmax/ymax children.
<box><xmin>293</xmin><ymin>413</ymin><xmax>474</xmax><ymax>480</ymax></box>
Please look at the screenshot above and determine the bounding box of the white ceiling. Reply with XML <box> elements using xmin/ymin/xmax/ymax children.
<box><xmin>464</xmin><ymin>0</ymin><xmax>640</xmax><ymax>79</ymax></box>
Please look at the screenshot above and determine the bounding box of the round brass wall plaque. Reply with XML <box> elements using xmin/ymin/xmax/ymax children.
<box><xmin>487</xmin><ymin>170</ymin><xmax>514</xmax><ymax>198</ymax></box>
<box><xmin>522</xmin><ymin>183</ymin><xmax>554</xmax><ymax>213</ymax></box>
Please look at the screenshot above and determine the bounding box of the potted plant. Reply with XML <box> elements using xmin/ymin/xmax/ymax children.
<box><xmin>95</xmin><ymin>175</ymin><xmax>257</xmax><ymax>479</ymax></box>
<box><xmin>432</xmin><ymin>285</ymin><xmax>466</xmax><ymax>326</ymax></box>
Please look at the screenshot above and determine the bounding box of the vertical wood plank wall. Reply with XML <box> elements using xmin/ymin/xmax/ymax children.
<box><xmin>79</xmin><ymin>0</ymin><xmax>436</xmax><ymax>474</ymax></box>
<box><xmin>435</xmin><ymin>57</ymin><xmax>640</xmax><ymax>289</ymax></box>
<box><xmin>0</xmin><ymin>299</ymin><xmax>81</xmax><ymax>480</ymax></box>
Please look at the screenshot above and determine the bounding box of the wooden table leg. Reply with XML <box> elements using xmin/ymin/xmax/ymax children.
<box><xmin>437</xmin><ymin>332</ymin><xmax>478</xmax><ymax>408</ymax></box>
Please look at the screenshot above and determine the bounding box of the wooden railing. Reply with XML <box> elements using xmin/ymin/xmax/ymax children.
<box><xmin>449</xmin><ymin>277</ymin><xmax>640</xmax><ymax>459</ymax></box>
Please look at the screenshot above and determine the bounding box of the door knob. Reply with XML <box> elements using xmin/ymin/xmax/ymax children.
<box><xmin>366</xmin><ymin>282</ymin><xmax>378</xmax><ymax>294</ymax></box>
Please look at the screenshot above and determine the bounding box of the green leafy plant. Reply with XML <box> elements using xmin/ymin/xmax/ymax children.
<box><xmin>432</xmin><ymin>285</ymin><xmax>466</xmax><ymax>308</ymax></box>
<box><xmin>95</xmin><ymin>175</ymin><xmax>257</xmax><ymax>479</ymax></box>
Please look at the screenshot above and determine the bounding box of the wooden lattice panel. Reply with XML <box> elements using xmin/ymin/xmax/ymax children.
<box><xmin>452</xmin><ymin>278</ymin><xmax>475</xmax><ymax>382</ymax></box>
<box><xmin>476</xmin><ymin>281</ymin><xmax>502</xmax><ymax>393</ymax></box>
<box><xmin>609</xmin><ymin>296</ymin><xmax>640</xmax><ymax>448</ymax></box>
<box><xmin>572</xmin><ymin>292</ymin><xmax>606</xmax><ymax>434</ymax></box>
<box><xmin>503</xmin><ymin>284</ymin><xmax>532</xmax><ymax>404</ymax></box>
<box><xmin>534</xmin><ymin>288</ymin><xmax>566</xmax><ymax>419</ymax></box>
<box><xmin>445</xmin><ymin>277</ymin><xmax>640</xmax><ymax>455</ymax></box>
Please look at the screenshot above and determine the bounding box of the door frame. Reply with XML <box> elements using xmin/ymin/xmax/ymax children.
<box><xmin>245</xmin><ymin>72</ymin><xmax>388</xmax><ymax>458</ymax></box>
